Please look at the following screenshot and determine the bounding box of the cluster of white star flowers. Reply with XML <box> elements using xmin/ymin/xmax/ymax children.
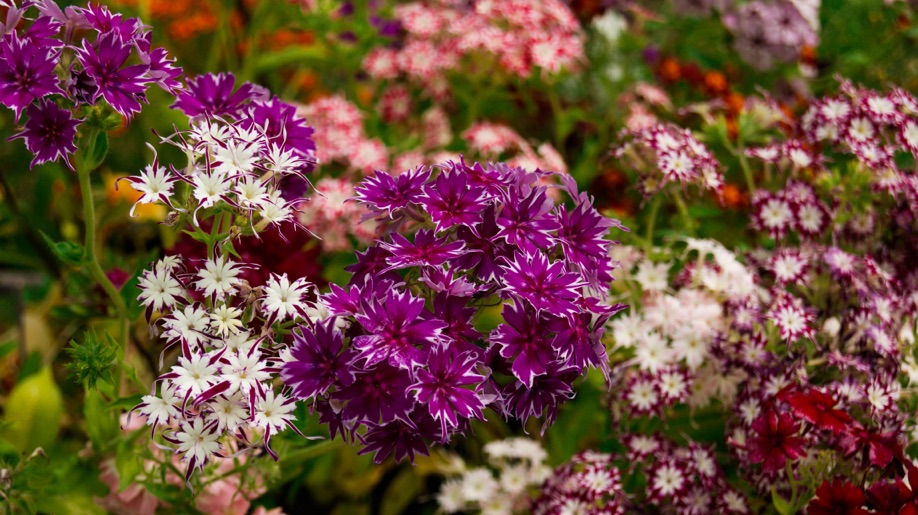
<box><xmin>133</xmin><ymin>252</ymin><xmax>327</xmax><ymax>481</ymax></box>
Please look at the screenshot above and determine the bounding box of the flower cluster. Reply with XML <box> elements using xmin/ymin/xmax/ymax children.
<box><xmin>463</xmin><ymin>122</ymin><xmax>568</xmax><ymax>174</ymax></box>
<box><xmin>2</xmin><ymin>1</ymin><xmax>181</xmax><ymax>168</ymax></box>
<box><xmin>436</xmin><ymin>438</ymin><xmax>550</xmax><ymax>514</ymax></box>
<box><xmin>122</xmin><ymin>72</ymin><xmax>315</xmax><ymax>231</ymax></box>
<box><xmin>362</xmin><ymin>0</ymin><xmax>584</xmax><ymax>90</ymax></box>
<box><xmin>132</xmin><ymin>253</ymin><xmax>322</xmax><ymax>479</ymax></box>
<box><xmin>297</xmin><ymin>177</ymin><xmax>376</xmax><ymax>251</ymax></box>
<box><xmin>277</xmin><ymin>159</ymin><xmax>626</xmax><ymax>464</ymax></box>
<box><xmin>296</xmin><ymin>95</ymin><xmax>388</xmax><ymax>174</ymax></box>
<box><xmin>722</xmin><ymin>0</ymin><xmax>819</xmax><ymax>71</ymax></box>
<box><xmin>612</xmin><ymin>123</ymin><xmax>724</xmax><ymax>197</ymax></box>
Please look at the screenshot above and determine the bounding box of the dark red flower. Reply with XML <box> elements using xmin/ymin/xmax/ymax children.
<box><xmin>865</xmin><ymin>480</ymin><xmax>918</xmax><ymax>515</ymax></box>
<box><xmin>784</xmin><ymin>388</ymin><xmax>853</xmax><ymax>434</ymax></box>
<box><xmin>840</xmin><ymin>427</ymin><xmax>902</xmax><ymax>469</ymax></box>
<box><xmin>807</xmin><ymin>479</ymin><xmax>869</xmax><ymax>515</ymax></box>
<box><xmin>746</xmin><ymin>408</ymin><xmax>807</xmax><ymax>474</ymax></box>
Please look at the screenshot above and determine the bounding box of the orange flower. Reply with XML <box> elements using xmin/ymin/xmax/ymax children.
<box><xmin>703</xmin><ymin>71</ymin><xmax>728</xmax><ymax>95</ymax></box>
<box><xmin>657</xmin><ymin>58</ymin><xmax>681</xmax><ymax>82</ymax></box>
<box><xmin>720</xmin><ymin>183</ymin><xmax>747</xmax><ymax>209</ymax></box>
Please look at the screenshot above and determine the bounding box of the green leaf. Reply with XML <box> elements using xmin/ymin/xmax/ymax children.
<box><xmin>115</xmin><ymin>439</ymin><xmax>143</xmax><ymax>492</ymax></box>
<box><xmin>772</xmin><ymin>487</ymin><xmax>793</xmax><ymax>515</ymax></box>
<box><xmin>106</xmin><ymin>394</ymin><xmax>144</xmax><ymax>412</ymax></box>
<box><xmin>1</xmin><ymin>367</ymin><xmax>64</xmax><ymax>452</ymax></box>
<box><xmin>84</xmin><ymin>390</ymin><xmax>119</xmax><ymax>451</ymax></box>
<box><xmin>40</xmin><ymin>231</ymin><xmax>84</xmax><ymax>266</ymax></box>
<box><xmin>379</xmin><ymin>468</ymin><xmax>420</xmax><ymax>515</ymax></box>
<box><xmin>76</xmin><ymin>130</ymin><xmax>109</xmax><ymax>172</ymax></box>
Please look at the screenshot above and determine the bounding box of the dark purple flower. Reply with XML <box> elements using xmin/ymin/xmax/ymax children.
<box><xmin>501</xmin><ymin>250</ymin><xmax>584</xmax><ymax>315</ymax></box>
<box><xmin>75</xmin><ymin>31</ymin><xmax>150</xmax><ymax>117</ymax></box>
<box><xmin>353</xmin><ymin>288</ymin><xmax>445</xmax><ymax>368</ymax></box>
<box><xmin>143</xmin><ymin>47</ymin><xmax>182</xmax><ymax>94</ymax></box>
<box><xmin>282</xmin><ymin>320</ymin><xmax>355</xmax><ymax>400</ymax></box>
<box><xmin>490</xmin><ymin>301</ymin><xmax>556</xmax><ymax>387</ymax></box>
<box><xmin>433</xmin><ymin>292</ymin><xmax>483</xmax><ymax>354</ymax></box>
<box><xmin>79</xmin><ymin>4</ymin><xmax>143</xmax><ymax>41</ymax></box>
<box><xmin>418</xmin><ymin>170</ymin><xmax>488</xmax><ymax>231</ymax></box>
<box><xmin>380</xmin><ymin>229</ymin><xmax>465</xmax><ymax>270</ymax></box>
<box><xmin>0</xmin><ymin>33</ymin><xmax>63</xmax><ymax>118</ymax></box>
<box><xmin>10</xmin><ymin>99</ymin><xmax>80</xmax><ymax>169</ymax></box>
<box><xmin>172</xmin><ymin>72</ymin><xmax>264</xmax><ymax>118</ymax></box>
<box><xmin>358</xmin><ymin>408</ymin><xmax>440</xmax><ymax>464</ymax></box>
<box><xmin>410</xmin><ymin>343</ymin><xmax>485</xmax><ymax>441</ymax></box>
<box><xmin>353</xmin><ymin>167</ymin><xmax>431</xmax><ymax>215</ymax></box>
<box><xmin>548</xmin><ymin>312</ymin><xmax>610</xmax><ymax>374</ymax></box>
<box><xmin>496</xmin><ymin>185</ymin><xmax>561</xmax><ymax>252</ymax></box>
<box><xmin>502</xmin><ymin>361</ymin><xmax>578</xmax><ymax>428</ymax></box>
<box><xmin>452</xmin><ymin>204</ymin><xmax>509</xmax><ymax>281</ymax></box>
<box><xmin>556</xmin><ymin>200</ymin><xmax>618</xmax><ymax>286</ymax></box>
<box><xmin>344</xmin><ymin>246</ymin><xmax>401</xmax><ymax>285</ymax></box>
<box><xmin>242</xmin><ymin>97</ymin><xmax>315</xmax><ymax>160</ymax></box>
<box><xmin>336</xmin><ymin>361</ymin><xmax>414</xmax><ymax>424</ymax></box>
<box><xmin>18</xmin><ymin>15</ymin><xmax>62</xmax><ymax>49</ymax></box>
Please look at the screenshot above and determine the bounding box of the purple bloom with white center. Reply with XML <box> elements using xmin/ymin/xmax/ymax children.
<box><xmin>496</xmin><ymin>185</ymin><xmax>560</xmax><ymax>252</ymax></box>
<box><xmin>491</xmin><ymin>301</ymin><xmax>556</xmax><ymax>387</ymax></box>
<box><xmin>353</xmin><ymin>166</ymin><xmax>431</xmax><ymax>216</ymax></box>
<box><xmin>172</xmin><ymin>72</ymin><xmax>267</xmax><ymax>119</ymax></box>
<box><xmin>418</xmin><ymin>170</ymin><xmax>488</xmax><ymax>231</ymax></box>
<box><xmin>501</xmin><ymin>250</ymin><xmax>584</xmax><ymax>315</ymax></box>
<box><xmin>9</xmin><ymin>99</ymin><xmax>80</xmax><ymax>168</ymax></box>
<box><xmin>353</xmin><ymin>288</ymin><xmax>446</xmax><ymax>368</ymax></box>
<box><xmin>0</xmin><ymin>33</ymin><xmax>62</xmax><ymax>119</ymax></box>
<box><xmin>410</xmin><ymin>343</ymin><xmax>485</xmax><ymax>442</ymax></box>
<box><xmin>74</xmin><ymin>31</ymin><xmax>151</xmax><ymax>118</ymax></box>
<box><xmin>282</xmin><ymin>319</ymin><xmax>355</xmax><ymax>400</ymax></box>
<box><xmin>451</xmin><ymin>205</ymin><xmax>509</xmax><ymax>281</ymax></box>
<box><xmin>380</xmin><ymin>229</ymin><xmax>465</xmax><ymax>270</ymax></box>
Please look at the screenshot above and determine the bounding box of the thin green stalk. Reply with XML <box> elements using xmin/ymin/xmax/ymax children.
<box><xmin>644</xmin><ymin>195</ymin><xmax>661</xmax><ymax>252</ymax></box>
<box><xmin>77</xmin><ymin>163</ymin><xmax>130</xmax><ymax>391</ymax></box>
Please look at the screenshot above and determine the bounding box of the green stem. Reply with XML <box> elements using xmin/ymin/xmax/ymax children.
<box><xmin>644</xmin><ymin>195</ymin><xmax>661</xmax><ymax>252</ymax></box>
<box><xmin>76</xmin><ymin>162</ymin><xmax>130</xmax><ymax>389</ymax></box>
<box><xmin>672</xmin><ymin>191</ymin><xmax>696</xmax><ymax>236</ymax></box>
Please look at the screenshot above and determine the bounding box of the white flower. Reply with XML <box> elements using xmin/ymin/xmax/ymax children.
<box><xmin>214</xmin><ymin>138</ymin><xmax>260</xmax><ymax>175</ymax></box>
<box><xmin>498</xmin><ymin>464</ymin><xmax>531</xmax><ymax>495</ymax></box>
<box><xmin>460</xmin><ymin>468</ymin><xmax>498</xmax><ymax>503</ymax></box>
<box><xmin>635</xmin><ymin>331</ymin><xmax>671</xmax><ymax>373</ymax></box>
<box><xmin>192</xmin><ymin>171</ymin><xmax>232</xmax><ymax>210</ymax></box>
<box><xmin>224</xmin><ymin>348</ymin><xmax>272</xmax><ymax>394</ymax></box>
<box><xmin>210</xmin><ymin>394</ymin><xmax>248</xmax><ymax>432</ymax></box>
<box><xmin>235</xmin><ymin>176</ymin><xmax>269</xmax><ymax>208</ymax></box>
<box><xmin>848</xmin><ymin>117</ymin><xmax>875</xmax><ymax>142</ymax></box>
<box><xmin>163</xmin><ymin>304</ymin><xmax>210</xmax><ymax>349</ymax></box>
<box><xmin>634</xmin><ymin>260</ymin><xmax>670</xmax><ymax>292</ymax></box>
<box><xmin>137</xmin><ymin>386</ymin><xmax>181</xmax><ymax>427</ymax></box>
<box><xmin>195</xmin><ymin>257</ymin><xmax>242</xmax><ymax>299</ymax></box>
<box><xmin>137</xmin><ymin>267</ymin><xmax>184</xmax><ymax>312</ymax></box>
<box><xmin>210</xmin><ymin>304</ymin><xmax>244</xmax><ymax>337</ymax></box>
<box><xmin>592</xmin><ymin>10</ymin><xmax>628</xmax><ymax>44</ymax></box>
<box><xmin>127</xmin><ymin>165</ymin><xmax>174</xmax><ymax>216</ymax></box>
<box><xmin>437</xmin><ymin>479</ymin><xmax>466</xmax><ymax>513</ymax></box>
<box><xmin>627</xmin><ymin>378</ymin><xmax>658</xmax><ymax>412</ymax></box>
<box><xmin>652</xmin><ymin>463</ymin><xmax>685</xmax><ymax>497</ymax></box>
<box><xmin>174</xmin><ymin>417</ymin><xmax>221</xmax><ymax>465</ymax></box>
<box><xmin>263</xmin><ymin>274</ymin><xmax>312</xmax><ymax>321</ymax></box>
<box><xmin>171</xmin><ymin>353</ymin><xmax>219</xmax><ymax>396</ymax></box>
<box><xmin>253</xmin><ymin>390</ymin><xmax>296</xmax><ymax>433</ymax></box>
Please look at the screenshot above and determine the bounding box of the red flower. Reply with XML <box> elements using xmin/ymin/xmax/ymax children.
<box><xmin>840</xmin><ymin>428</ymin><xmax>902</xmax><ymax>468</ymax></box>
<box><xmin>865</xmin><ymin>480</ymin><xmax>918</xmax><ymax>515</ymax></box>
<box><xmin>746</xmin><ymin>408</ymin><xmax>807</xmax><ymax>474</ymax></box>
<box><xmin>784</xmin><ymin>388</ymin><xmax>853</xmax><ymax>434</ymax></box>
<box><xmin>807</xmin><ymin>479</ymin><xmax>870</xmax><ymax>515</ymax></box>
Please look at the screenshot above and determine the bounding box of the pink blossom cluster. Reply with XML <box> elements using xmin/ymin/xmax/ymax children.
<box><xmin>362</xmin><ymin>0</ymin><xmax>584</xmax><ymax>88</ymax></box>
<box><xmin>296</xmin><ymin>95</ymin><xmax>388</xmax><ymax>174</ymax></box>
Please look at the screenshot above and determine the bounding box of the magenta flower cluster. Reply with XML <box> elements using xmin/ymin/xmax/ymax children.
<box><xmin>2</xmin><ymin>1</ymin><xmax>181</xmax><ymax>168</ymax></box>
<box><xmin>279</xmin><ymin>160</ymin><xmax>626</xmax><ymax>463</ymax></box>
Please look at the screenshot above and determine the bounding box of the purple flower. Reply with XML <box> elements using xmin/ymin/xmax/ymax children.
<box><xmin>344</xmin><ymin>246</ymin><xmax>401</xmax><ymax>285</ymax></box>
<box><xmin>358</xmin><ymin>408</ymin><xmax>440</xmax><ymax>464</ymax></box>
<box><xmin>433</xmin><ymin>292</ymin><xmax>483</xmax><ymax>353</ymax></box>
<box><xmin>502</xmin><ymin>361</ymin><xmax>578</xmax><ymax>428</ymax></box>
<box><xmin>282</xmin><ymin>320</ymin><xmax>355</xmax><ymax>400</ymax></box>
<box><xmin>336</xmin><ymin>361</ymin><xmax>414</xmax><ymax>424</ymax></box>
<box><xmin>501</xmin><ymin>250</ymin><xmax>584</xmax><ymax>315</ymax></box>
<box><xmin>452</xmin><ymin>205</ymin><xmax>509</xmax><ymax>281</ymax></box>
<box><xmin>496</xmin><ymin>185</ymin><xmax>561</xmax><ymax>252</ymax></box>
<box><xmin>380</xmin><ymin>229</ymin><xmax>465</xmax><ymax>270</ymax></box>
<box><xmin>242</xmin><ymin>97</ymin><xmax>315</xmax><ymax>160</ymax></box>
<box><xmin>418</xmin><ymin>170</ymin><xmax>488</xmax><ymax>231</ymax></box>
<box><xmin>75</xmin><ymin>31</ymin><xmax>151</xmax><ymax>117</ymax></box>
<box><xmin>172</xmin><ymin>72</ymin><xmax>265</xmax><ymax>119</ymax></box>
<box><xmin>556</xmin><ymin>200</ymin><xmax>618</xmax><ymax>287</ymax></box>
<box><xmin>9</xmin><ymin>99</ymin><xmax>80</xmax><ymax>169</ymax></box>
<box><xmin>548</xmin><ymin>312</ymin><xmax>610</xmax><ymax>374</ymax></box>
<box><xmin>353</xmin><ymin>167</ymin><xmax>431</xmax><ymax>215</ymax></box>
<box><xmin>353</xmin><ymin>288</ymin><xmax>445</xmax><ymax>368</ymax></box>
<box><xmin>79</xmin><ymin>3</ymin><xmax>143</xmax><ymax>40</ymax></box>
<box><xmin>410</xmin><ymin>344</ymin><xmax>485</xmax><ymax>442</ymax></box>
<box><xmin>0</xmin><ymin>33</ymin><xmax>63</xmax><ymax>118</ymax></box>
<box><xmin>143</xmin><ymin>47</ymin><xmax>182</xmax><ymax>94</ymax></box>
<box><xmin>490</xmin><ymin>301</ymin><xmax>556</xmax><ymax>388</ymax></box>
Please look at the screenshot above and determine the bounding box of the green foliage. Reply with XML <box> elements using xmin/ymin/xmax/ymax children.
<box><xmin>65</xmin><ymin>331</ymin><xmax>119</xmax><ymax>389</ymax></box>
